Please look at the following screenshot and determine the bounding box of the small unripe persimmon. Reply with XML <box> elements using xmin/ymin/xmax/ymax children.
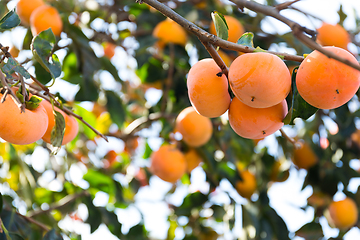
<box><xmin>30</xmin><ymin>5</ymin><xmax>63</xmax><ymax>36</ymax></box>
<box><xmin>175</xmin><ymin>107</ymin><xmax>213</xmax><ymax>147</ymax></box>
<box><xmin>228</xmin><ymin>97</ymin><xmax>288</xmax><ymax>139</ymax></box>
<box><xmin>235</xmin><ymin>170</ymin><xmax>257</xmax><ymax>199</ymax></box>
<box><xmin>296</xmin><ymin>46</ymin><xmax>360</xmax><ymax>109</ymax></box>
<box><xmin>187</xmin><ymin>58</ymin><xmax>231</xmax><ymax>118</ymax></box>
<box><xmin>150</xmin><ymin>145</ymin><xmax>187</xmax><ymax>183</ymax></box>
<box><xmin>229</xmin><ymin>52</ymin><xmax>291</xmax><ymax>108</ymax></box>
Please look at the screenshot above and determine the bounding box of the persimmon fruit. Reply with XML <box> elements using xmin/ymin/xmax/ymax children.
<box><xmin>327</xmin><ymin>197</ymin><xmax>358</xmax><ymax>229</ymax></box>
<box><xmin>30</xmin><ymin>5</ymin><xmax>63</xmax><ymax>36</ymax></box>
<box><xmin>0</xmin><ymin>89</ymin><xmax>48</xmax><ymax>145</ymax></box>
<box><xmin>228</xmin><ymin>97</ymin><xmax>288</xmax><ymax>139</ymax></box>
<box><xmin>210</xmin><ymin>15</ymin><xmax>245</xmax><ymax>43</ymax></box>
<box><xmin>16</xmin><ymin>0</ymin><xmax>44</xmax><ymax>26</ymax></box>
<box><xmin>153</xmin><ymin>18</ymin><xmax>187</xmax><ymax>46</ymax></box>
<box><xmin>296</xmin><ymin>46</ymin><xmax>360</xmax><ymax>109</ymax></box>
<box><xmin>292</xmin><ymin>141</ymin><xmax>318</xmax><ymax>170</ymax></box>
<box><xmin>103</xmin><ymin>42</ymin><xmax>116</xmax><ymax>59</ymax></box>
<box><xmin>184</xmin><ymin>149</ymin><xmax>202</xmax><ymax>173</ymax></box>
<box><xmin>41</xmin><ymin>100</ymin><xmax>79</xmax><ymax>145</ymax></box>
<box><xmin>235</xmin><ymin>170</ymin><xmax>257</xmax><ymax>199</ymax></box>
<box><xmin>175</xmin><ymin>107</ymin><xmax>213</xmax><ymax>147</ymax></box>
<box><xmin>187</xmin><ymin>58</ymin><xmax>231</xmax><ymax>118</ymax></box>
<box><xmin>228</xmin><ymin>52</ymin><xmax>291</xmax><ymax>108</ymax></box>
<box><xmin>317</xmin><ymin>23</ymin><xmax>350</xmax><ymax>50</ymax></box>
<box><xmin>150</xmin><ymin>145</ymin><xmax>186</xmax><ymax>183</ymax></box>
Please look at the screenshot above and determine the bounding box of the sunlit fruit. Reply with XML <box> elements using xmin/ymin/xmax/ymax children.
<box><xmin>0</xmin><ymin>88</ymin><xmax>48</xmax><ymax>145</ymax></box>
<box><xmin>184</xmin><ymin>149</ymin><xmax>202</xmax><ymax>172</ymax></box>
<box><xmin>175</xmin><ymin>107</ymin><xmax>213</xmax><ymax>147</ymax></box>
<box><xmin>235</xmin><ymin>170</ymin><xmax>257</xmax><ymax>199</ymax></box>
<box><xmin>187</xmin><ymin>58</ymin><xmax>231</xmax><ymax>118</ymax></box>
<box><xmin>150</xmin><ymin>145</ymin><xmax>187</xmax><ymax>183</ymax></box>
<box><xmin>41</xmin><ymin>100</ymin><xmax>79</xmax><ymax>145</ymax></box>
<box><xmin>153</xmin><ymin>18</ymin><xmax>187</xmax><ymax>46</ymax></box>
<box><xmin>16</xmin><ymin>0</ymin><xmax>44</xmax><ymax>26</ymax></box>
<box><xmin>296</xmin><ymin>46</ymin><xmax>360</xmax><ymax>109</ymax></box>
<box><xmin>229</xmin><ymin>52</ymin><xmax>291</xmax><ymax>108</ymax></box>
<box><xmin>292</xmin><ymin>141</ymin><xmax>318</xmax><ymax>170</ymax></box>
<box><xmin>327</xmin><ymin>197</ymin><xmax>358</xmax><ymax>229</ymax></box>
<box><xmin>228</xmin><ymin>97</ymin><xmax>288</xmax><ymax>139</ymax></box>
<box><xmin>317</xmin><ymin>23</ymin><xmax>350</xmax><ymax>50</ymax></box>
<box><xmin>30</xmin><ymin>5</ymin><xmax>63</xmax><ymax>36</ymax></box>
<box><xmin>210</xmin><ymin>15</ymin><xmax>245</xmax><ymax>43</ymax></box>
<box><xmin>103</xmin><ymin>42</ymin><xmax>116</xmax><ymax>59</ymax></box>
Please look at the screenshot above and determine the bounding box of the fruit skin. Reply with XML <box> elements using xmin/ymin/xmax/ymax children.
<box><xmin>228</xmin><ymin>97</ymin><xmax>288</xmax><ymax>139</ymax></box>
<box><xmin>228</xmin><ymin>52</ymin><xmax>291</xmax><ymax>108</ymax></box>
<box><xmin>210</xmin><ymin>15</ymin><xmax>245</xmax><ymax>43</ymax></box>
<box><xmin>153</xmin><ymin>18</ymin><xmax>187</xmax><ymax>46</ymax></box>
<box><xmin>328</xmin><ymin>197</ymin><xmax>358</xmax><ymax>229</ymax></box>
<box><xmin>235</xmin><ymin>170</ymin><xmax>257</xmax><ymax>199</ymax></box>
<box><xmin>103</xmin><ymin>42</ymin><xmax>116</xmax><ymax>59</ymax></box>
<box><xmin>187</xmin><ymin>58</ymin><xmax>231</xmax><ymax>118</ymax></box>
<box><xmin>0</xmin><ymin>90</ymin><xmax>48</xmax><ymax>145</ymax></box>
<box><xmin>184</xmin><ymin>149</ymin><xmax>202</xmax><ymax>173</ymax></box>
<box><xmin>292</xmin><ymin>141</ymin><xmax>318</xmax><ymax>170</ymax></box>
<box><xmin>40</xmin><ymin>100</ymin><xmax>79</xmax><ymax>145</ymax></box>
<box><xmin>150</xmin><ymin>145</ymin><xmax>187</xmax><ymax>183</ymax></box>
<box><xmin>317</xmin><ymin>23</ymin><xmax>350</xmax><ymax>50</ymax></box>
<box><xmin>175</xmin><ymin>107</ymin><xmax>213</xmax><ymax>147</ymax></box>
<box><xmin>30</xmin><ymin>5</ymin><xmax>63</xmax><ymax>36</ymax></box>
<box><xmin>16</xmin><ymin>0</ymin><xmax>44</xmax><ymax>26</ymax></box>
<box><xmin>296</xmin><ymin>46</ymin><xmax>360</xmax><ymax>109</ymax></box>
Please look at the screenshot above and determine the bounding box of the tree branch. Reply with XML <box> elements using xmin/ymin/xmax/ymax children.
<box><xmin>230</xmin><ymin>0</ymin><xmax>360</xmax><ymax>71</ymax></box>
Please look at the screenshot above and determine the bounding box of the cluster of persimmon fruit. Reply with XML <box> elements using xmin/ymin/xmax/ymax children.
<box><xmin>0</xmin><ymin>87</ymin><xmax>78</xmax><ymax>146</ymax></box>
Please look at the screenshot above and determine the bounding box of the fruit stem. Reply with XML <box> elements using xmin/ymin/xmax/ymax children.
<box><xmin>201</xmin><ymin>41</ymin><xmax>229</xmax><ymax>77</ymax></box>
<box><xmin>280</xmin><ymin>128</ymin><xmax>299</xmax><ymax>147</ymax></box>
<box><xmin>0</xmin><ymin>70</ymin><xmax>24</xmax><ymax>113</ymax></box>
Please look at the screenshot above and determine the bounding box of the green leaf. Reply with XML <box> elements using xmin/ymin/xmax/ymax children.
<box><xmin>100</xmin><ymin>57</ymin><xmax>123</xmax><ymax>83</ymax></box>
<box><xmin>0</xmin><ymin>192</ymin><xmax>2</xmax><ymax>214</ymax></box>
<box><xmin>237</xmin><ymin>32</ymin><xmax>254</xmax><ymax>48</ymax></box>
<box><xmin>34</xmin><ymin>61</ymin><xmax>52</xmax><ymax>85</ymax></box>
<box><xmin>73</xmin><ymin>105</ymin><xmax>97</xmax><ymax>139</ymax></box>
<box><xmin>51</xmin><ymin>110</ymin><xmax>66</xmax><ymax>148</ymax></box>
<box><xmin>1</xmin><ymin>57</ymin><xmax>30</xmax><ymax>79</ymax></box>
<box><xmin>283</xmin><ymin>67</ymin><xmax>318</xmax><ymax>125</ymax></box>
<box><xmin>83</xmin><ymin>169</ymin><xmax>115</xmax><ymax>194</ymax></box>
<box><xmin>0</xmin><ymin>9</ymin><xmax>20</xmax><ymax>30</ymax></box>
<box><xmin>253</xmin><ymin>46</ymin><xmax>267</xmax><ymax>53</ymax></box>
<box><xmin>337</xmin><ymin>5</ymin><xmax>347</xmax><ymax>26</ymax></box>
<box><xmin>296</xmin><ymin>221</ymin><xmax>324</xmax><ymax>240</ymax></box>
<box><xmin>42</xmin><ymin>229</ymin><xmax>63</xmax><ymax>240</ymax></box>
<box><xmin>25</xmin><ymin>95</ymin><xmax>43</xmax><ymax>110</ymax></box>
<box><xmin>84</xmin><ymin>196</ymin><xmax>102</xmax><ymax>233</ymax></box>
<box><xmin>31</xmin><ymin>28</ymin><xmax>62</xmax><ymax>80</ymax></box>
<box><xmin>175</xmin><ymin>192</ymin><xmax>208</xmax><ymax>216</ymax></box>
<box><xmin>99</xmin><ymin>208</ymin><xmax>122</xmax><ymax>238</ymax></box>
<box><xmin>142</xmin><ymin>141</ymin><xmax>153</xmax><ymax>159</ymax></box>
<box><xmin>105</xmin><ymin>91</ymin><xmax>125</xmax><ymax>129</ymax></box>
<box><xmin>211</xmin><ymin>11</ymin><xmax>228</xmax><ymax>41</ymax></box>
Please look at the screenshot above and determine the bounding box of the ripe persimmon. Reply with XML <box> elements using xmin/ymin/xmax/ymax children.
<box><xmin>16</xmin><ymin>0</ymin><xmax>44</xmax><ymax>26</ymax></box>
<box><xmin>187</xmin><ymin>58</ymin><xmax>231</xmax><ymax>118</ymax></box>
<box><xmin>184</xmin><ymin>149</ymin><xmax>202</xmax><ymax>172</ymax></box>
<box><xmin>150</xmin><ymin>145</ymin><xmax>187</xmax><ymax>183</ymax></box>
<box><xmin>210</xmin><ymin>15</ymin><xmax>245</xmax><ymax>43</ymax></box>
<box><xmin>296</xmin><ymin>46</ymin><xmax>360</xmax><ymax>109</ymax></box>
<box><xmin>175</xmin><ymin>107</ymin><xmax>213</xmax><ymax>147</ymax></box>
<box><xmin>153</xmin><ymin>18</ymin><xmax>187</xmax><ymax>46</ymax></box>
<box><xmin>30</xmin><ymin>5</ymin><xmax>63</xmax><ymax>36</ymax></box>
<box><xmin>103</xmin><ymin>42</ymin><xmax>116</xmax><ymax>59</ymax></box>
<box><xmin>228</xmin><ymin>97</ymin><xmax>287</xmax><ymax>139</ymax></box>
<box><xmin>41</xmin><ymin>100</ymin><xmax>79</xmax><ymax>145</ymax></box>
<box><xmin>0</xmin><ymin>89</ymin><xmax>48</xmax><ymax>145</ymax></box>
<box><xmin>317</xmin><ymin>23</ymin><xmax>350</xmax><ymax>50</ymax></box>
<box><xmin>228</xmin><ymin>52</ymin><xmax>291</xmax><ymax>108</ymax></box>
<box><xmin>327</xmin><ymin>197</ymin><xmax>358</xmax><ymax>229</ymax></box>
<box><xmin>235</xmin><ymin>170</ymin><xmax>257</xmax><ymax>199</ymax></box>
<box><xmin>292</xmin><ymin>141</ymin><xmax>318</xmax><ymax>170</ymax></box>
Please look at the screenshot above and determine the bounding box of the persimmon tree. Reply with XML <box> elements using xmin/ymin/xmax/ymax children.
<box><xmin>0</xmin><ymin>0</ymin><xmax>360</xmax><ymax>239</ymax></box>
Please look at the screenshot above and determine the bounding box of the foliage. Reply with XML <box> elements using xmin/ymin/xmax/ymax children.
<box><xmin>0</xmin><ymin>0</ymin><xmax>360</xmax><ymax>239</ymax></box>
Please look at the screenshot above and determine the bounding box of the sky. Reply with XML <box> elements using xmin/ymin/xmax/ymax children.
<box><xmin>1</xmin><ymin>0</ymin><xmax>360</xmax><ymax>239</ymax></box>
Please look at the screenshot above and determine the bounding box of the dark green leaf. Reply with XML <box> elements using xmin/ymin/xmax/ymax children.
<box><xmin>31</xmin><ymin>29</ymin><xmax>61</xmax><ymax>79</ymax></box>
<box><xmin>296</xmin><ymin>221</ymin><xmax>324</xmax><ymax>240</ymax></box>
<box><xmin>283</xmin><ymin>67</ymin><xmax>318</xmax><ymax>125</ymax></box>
<box><xmin>337</xmin><ymin>5</ymin><xmax>347</xmax><ymax>26</ymax></box>
<box><xmin>84</xmin><ymin>196</ymin><xmax>102</xmax><ymax>233</ymax></box>
<box><xmin>99</xmin><ymin>208</ymin><xmax>122</xmax><ymax>237</ymax></box>
<box><xmin>175</xmin><ymin>192</ymin><xmax>208</xmax><ymax>216</ymax></box>
<box><xmin>42</xmin><ymin>229</ymin><xmax>63</xmax><ymax>240</ymax></box>
<box><xmin>51</xmin><ymin>110</ymin><xmax>66</xmax><ymax>148</ymax></box>
<box><xmin>0</xmin><ymin>9</ymin><xmax>20</xmax><ymax>30</ymax></box>
<box><xmin>83</xmin><ymin>169</ymin><xmax>114</xmax><ymax>194</ymax></box>
<box><xmin>126</xmin><ymin>224</ymin><xmax>147</xmax><ymax>240</ymax></box>
<box><xmin>34</xmin><ymin>61</ymin><xmax>52</xmax><ymax>85</ymax></box>
<box><xmin>100</xmin><ymin>57</ymin><xmax>123</xmax><ymax>83</ymax></box>
<box><xmin>2</xmin><ymin>57</ymin><xmax>30</xmax><ymax>79</ymax></box>
<box><xmin>0</xmin><ymin>192</ymin><xmax>2</xmax><ymax>214</ymax></box>
<box><xmin>237</xmin><ymin>32</ymin><xmax>254</xmax><ymax>48</ymax></box>
<box><xmin>211</xmin><ymin>11</ymin><xmax>228</xmax><ymax>41</ymax></box>
<box><xmin>25</xmin><ymin>95</ymin><xmax>43</xmax><ymax>110</ymax></box>
<box><xmin>105</xmin><ymin>91</ymin><xmax>125</xmax><ymax>129</ymax></box>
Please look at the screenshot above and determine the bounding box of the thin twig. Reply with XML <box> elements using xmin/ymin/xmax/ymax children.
<box><xmin>280</xmin><ymin>128</ymin><xmax>298</xmax><ymax>147</ymax></box>
<box><xmin>16</xmin><ymin>212</ymin><xmax>50</xmax><ymax>232</ymax></box>
<box><xmin>0</xmin><ymin>71</ymin><xmax>24</xmax><ymax>112</ymax></box>
<box><xmin>230</xmin><ymin>0</ymin><xmax>360</xmax><ymax>71</ymax></box>
<box><xmin>275</xmin><ymin>0</ymin><xmax>301</xmax><ymax>11</ymax></box>
<box><xmin>141</xmin><ymin>0</ymin><xmax>304</xmax><ymax>62</ymax></box>
<box><xmin>160</xmin><ymin>43</ymin><xmax>175</xmax><ymax>112</ymax></box>
<box><xmin>28</xmin><ymin>191</ymin><xmax>89</xmax><ymax>218</ymax></box>
<box><xmin>201</xmin><ymin>41</ymin><xmax>229</xmax><ymax>77</ymax></box>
